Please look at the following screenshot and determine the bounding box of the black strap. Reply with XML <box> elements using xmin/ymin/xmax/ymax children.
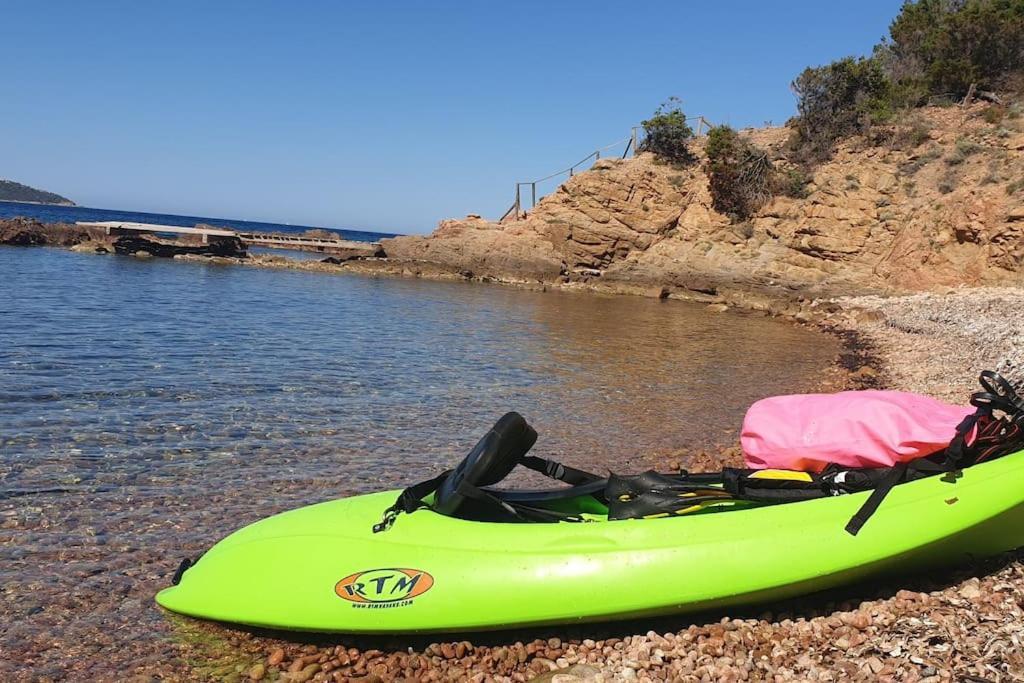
<box><xmin>845</xmin><ymin>461</ymin><xmax>908</xmax><ymax>536</ymax></box>
<box><xmin>454</xmin><ymin>478</ymin><xmax>519</xmax><ymax>516</ymax></box>
<box><xmin>373</xmin><ymin>470</ymin><xmax>451</xmax><ymax>533</ymax></box>
<box><xmin>373</xmin><ymin>455</ymin><xmax>595</xmax><ymax>532</ymax></box>
<box><xmin>943</xmin><ymin>409</ymin><xmax>984</xmax><ymax>469</ymax></box>
<box><xmin>455</xmin><ymin>478</ymin><xmax>585</xmax><ymax>523</ymax></box>
<box><xmin>844</xmin><ymin>453</ymin><xmax>957</xmax><ymax>536</ymax></box>
<box><xmin>521</xmin><ymin>455</ymin><xmax>602</xmax><ymax>486</ymax></box>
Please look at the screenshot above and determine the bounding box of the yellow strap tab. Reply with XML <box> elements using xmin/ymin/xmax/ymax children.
<box><xmin>748</xmin><ymin>469</ymin><xmax>814</xmax><ymax>482</ymax></box>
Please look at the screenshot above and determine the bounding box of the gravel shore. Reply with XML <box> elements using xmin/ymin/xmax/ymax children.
<box><xmin>205</xmin><ymin>289</ymin><xmax>1024</xmax><ymax>683</ymax></box>
<box><xmin>836</xmin><ymin>287</ymin><xmax>1024</xmax><ymax>402</ymax></box>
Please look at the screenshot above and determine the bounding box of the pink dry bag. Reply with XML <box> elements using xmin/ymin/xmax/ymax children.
<box><xmin>741</xmin><ymin>390</ymin><xmax>974</xmax><ymax>472</ymax></box>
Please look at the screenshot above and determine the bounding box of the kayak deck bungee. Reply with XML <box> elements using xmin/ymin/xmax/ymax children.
<box><xmin>156</xmin><ymin>447</ymin><xmax>1024</xmax><ymax>633</ymax></box>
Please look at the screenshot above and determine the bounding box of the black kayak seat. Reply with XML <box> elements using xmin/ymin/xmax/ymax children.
<box><xmin>433</xmin><ymin>411</ymin><xmax>538</xmax><ymax>518</ymax></box>
<box><xmin>373</xmin><ymin>411</ymin><xmax>605</xmax><ymax>532</ymax></box>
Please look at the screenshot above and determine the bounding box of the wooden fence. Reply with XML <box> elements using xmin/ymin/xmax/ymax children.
<box><xmin>499</xmin><ymin>116</ymin><xmax>714</xmax><ymax>221</ymax></box>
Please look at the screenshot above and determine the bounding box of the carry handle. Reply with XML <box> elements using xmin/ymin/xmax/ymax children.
<box><xmin>975</xmin><ymin>371</ymin><xmax>1024</xmax><ymax>414</ymax></box>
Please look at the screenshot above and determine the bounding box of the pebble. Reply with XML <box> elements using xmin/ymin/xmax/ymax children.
<box><xmin>290</xmin><ymin>663</ymin><xmax>320</xmax><ymax>682</ymax></box>
<box><xmin>958</xmin><ymin>578</ymin><xmax>982</xmax><ymax>599</ymax></box>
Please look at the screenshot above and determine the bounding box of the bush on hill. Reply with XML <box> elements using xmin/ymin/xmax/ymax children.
<box><xmin>640</xmin><ymin>98</ymin><xmax>696</xmax><ymax>166</ymax></box>
<box><xmin>705</xmin><ymin>126</ymin><xmax>775</xmax><ymax>219</ymax></box>
<box><xmin>788</xmin><ymin>57</ymin><xmax>894</xmax><ymax>163</ymax></box>
<box><xmin>887</xmin><ymin>0</ymin><xmax>1024</xmax><ymax>96</ymax></box>
<box><xmin>788</xmin><ymin>0</ymin><xmax>1024</xmax><ymax>163</ymax></box>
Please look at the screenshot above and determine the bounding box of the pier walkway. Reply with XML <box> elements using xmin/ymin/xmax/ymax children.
<box><xmin>77</xmin><ymin>221</ymin><xmax>380</xmax><ymax>252</ymax></box>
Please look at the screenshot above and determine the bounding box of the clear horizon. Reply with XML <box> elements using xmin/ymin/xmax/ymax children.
<box><xmin>1</xmin><ymin>0</ymin><xmax>902</xmax><ymax>234</ymax></box>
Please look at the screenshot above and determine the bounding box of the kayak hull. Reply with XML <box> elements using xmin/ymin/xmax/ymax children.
<box><xmin>156</xmin><ymin>450</ymin><xmax>1024</xmax><ymax>633</ymax></box>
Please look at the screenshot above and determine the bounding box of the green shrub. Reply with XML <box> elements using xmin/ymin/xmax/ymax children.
<box><xmin>889</xmin><ymin>115</ymin><xmax>933</xmax><ymax>149</ymax></box>
<box><xmin>899</xmin><ymin>145</ymin><xmax>943</xmax><ymax>175</ymax></box>
<box><xmin>788</xmin><ymin>57</ymin><xmax>894</xmax><ymax>162</ymax></box>
<box><xmin>887</xmin><ymin>0</ymin><xmax>1024</xmax><ymax>97</ymax></box>
<box><xmin>705</xmin><ymin>125</ymin><xmax>774</xmax><ymax>219</ymax></box>
<box><xmin>938</xmin><ymin>171</ymin><xmax>958</xmax><ymax>194</ymax></box>
<box><xmin>945</xmin><ymin>137</ymin><xmax>983</xmax><ymax>165</ymax></box>
<box><xmin>983</xmin><ymin>104</ymin><xmax>1008</xmax><ymax>123</ymax></box>
<box><xmin>786</xmin><ymin>0</ymin><xmax>1024</xmax><ymax>167</ymax></box>
<box><xmin>773</xmin><ymin>168</ymin><xmax>812</xmax><ymax>198</ymax></box>
<box><xmin>735</xmin><ymin>223</ymin><xmax>755</xmax><ymax>240</ymax></box>
<box><xmin>640</xmin><ymin>98</ymin><xmax>696</xmax><ymax>166</ymax></box>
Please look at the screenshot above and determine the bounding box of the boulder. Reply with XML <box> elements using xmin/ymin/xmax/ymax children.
<box><xmin>381</xmin><ymin>224</ymin><xmax>564</xmax><ymax>281</ymax></box>
<box><xmin>112</xmin><ymin>235</ymin><xmax>246</xmax><ymax>259</ymax></box>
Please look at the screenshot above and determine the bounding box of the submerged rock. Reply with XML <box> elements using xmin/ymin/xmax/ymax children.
<box><xmin>70</xmin><ymin>241</ymin><xmax>111</xmax><ymax>254</ymax></box>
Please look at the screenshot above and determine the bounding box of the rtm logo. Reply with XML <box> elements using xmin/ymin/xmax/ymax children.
<box><xmin>335</xmin><ymin>568</ymin><xmax>434</xmax><ymax>604</ymax></box>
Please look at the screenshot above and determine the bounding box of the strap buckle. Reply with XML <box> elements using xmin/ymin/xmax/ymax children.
<box><xmin>372</xmin><ymin>507</ymin><xmax>400</xmax><ymax>534</ymax></box>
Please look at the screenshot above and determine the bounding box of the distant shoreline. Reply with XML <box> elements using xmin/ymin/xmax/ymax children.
<box><xmin>0</xmin><ymin>198</ymin><xmax>76</xmax><ymax>207</ymax></box>
<box><xmin>0</xmin><ymin>179</ymin><xmax>75</xmax><ymax>206</ymax></box>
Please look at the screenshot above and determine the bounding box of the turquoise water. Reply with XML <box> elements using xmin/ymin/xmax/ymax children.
<box><xmin>0</xmin><ymin>246</ymin><xmax>839</xmax><ymax>680</ymax></box>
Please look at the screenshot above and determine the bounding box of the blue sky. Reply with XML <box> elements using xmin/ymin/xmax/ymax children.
<box><xmin>1</xmin><ymin>1</ymin><xmax>902</xmax><ymax>234</ymax></box>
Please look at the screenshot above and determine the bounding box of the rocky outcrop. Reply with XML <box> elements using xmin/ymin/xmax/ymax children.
<box><xmin>319</xmin><ymin>243</ymin><xmax>385</xmax><ymax>262</ymax></box>
<box><xmin>384</xmin><ymin>104</ymin><xmax>1024</xmax><ymax>302</ymax></box>
<box><xmin>0</xmin><ymin>218</ymin><xmax>106</xmax><ymax>247</ymax></box>
<box><xmin>0</xmin><ymin>218</ymin><xmax>246</xmax><ymax>259</ymax></box>
<box><xmin>382</xmin><ymin>215</ymin><xmax>564</xmax><ymax>281</ymax></box>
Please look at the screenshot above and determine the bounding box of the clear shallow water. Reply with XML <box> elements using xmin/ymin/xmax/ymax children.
<box><xmin>0</xmin><ymin>246</ymin><xmax>839</xmax><ymax>680</ymax></box>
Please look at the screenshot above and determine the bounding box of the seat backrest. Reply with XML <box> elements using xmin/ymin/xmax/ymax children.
<box><xmin>432</xmin><ymin>412</ymin><xmax>537</xmax><ymax>519</ymax></box>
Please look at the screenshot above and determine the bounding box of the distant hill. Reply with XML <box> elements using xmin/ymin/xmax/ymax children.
<box><xmin>0</xmin><ymin>179</ymin><xmax>74</xmax><ymax>206</ymax></box>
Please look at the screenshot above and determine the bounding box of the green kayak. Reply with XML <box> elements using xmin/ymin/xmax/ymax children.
<box><xmin>156</xmin><ymin>446</ymin><xmax>1024</xmax><ymax>633</ymax></box>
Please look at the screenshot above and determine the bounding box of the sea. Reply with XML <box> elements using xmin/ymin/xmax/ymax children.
<box><xmin>0</xmin><ymin>201</ymin><xmax>840</xmax><ymax>679</ymax></box>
